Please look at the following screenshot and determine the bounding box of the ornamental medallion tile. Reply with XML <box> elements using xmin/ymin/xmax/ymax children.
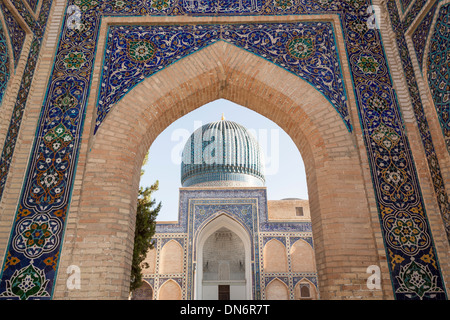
<box><xmin>12</xmin><ymin>213</ymin><xmax>63</xmax><ymax>259</ymax></box>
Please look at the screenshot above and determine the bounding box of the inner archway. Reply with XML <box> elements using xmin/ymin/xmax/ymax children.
<box><xmin>140</xmin><ymin>98</ymin><xmax>308</xmax><ymax>222</ymax></box>
<box><xmin>195</xmin><ymin>214</ymin><xmax>252</xmax><ymax>300</ymax></box>
<box><xmin>55</xmin><ymin>40</ymin><xmax>385</xmax><ymax>299</ymax></box>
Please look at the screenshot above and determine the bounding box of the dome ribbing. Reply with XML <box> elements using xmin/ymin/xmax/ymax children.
<box><xmin>181</xmin><ymin>120</ymin><xmax>265</xmax><ymax>187</ymax></box>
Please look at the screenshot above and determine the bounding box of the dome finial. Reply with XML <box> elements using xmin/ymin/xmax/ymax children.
<box><xmin>221</xmin><ymin>113</ymin><xmax>225</xmax><ymax>121</ymax></box>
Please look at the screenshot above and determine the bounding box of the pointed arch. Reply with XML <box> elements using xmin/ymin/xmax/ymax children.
<box><xmin>158</xmin><ymin>279</ymin><xmax>182</xmax><ymax>300</ymax></box>
<box><xmin>265</xmin><ymin>278</ymin><xmax>289</xmax><ymax>300</ymax></box>
<box><xmin>63</xmin><ymin>39</ymin><xmax>382</xmax><ymax>299</ymax></box>
<box><xmin>290</xmin><ymin>239</ymin><xmax>316</xmax><ymax>273</ymax></box>
<box><xmin>142</xmin><ymin>246</ymin><xmax>157</xmax><ymax>274</ymax></box>
<box><xmin>423</xmin><ymin>1</ymin><xmax>450</xmax><ymax>154</ymax></box>
<box><xmin>263</xmin><ymin>239</ymin><xmax>288</xmax><ymax>273</ymax></box>
<box><xmin>160</xmin><ymin>239</ymin><xmax>183</xmax><ymax>274</ymax></box>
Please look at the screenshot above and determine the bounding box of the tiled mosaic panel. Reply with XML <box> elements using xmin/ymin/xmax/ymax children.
<box><xmin>162</xmin><ymin>188</ymin><xmax>318</xmax><ymax>300</ymax></box>
<box><xmin>387</xmin><ymin>0</ymin><xmax>450</xmax><ymax>243</ymax></box>
<box><xmin>412</xmin><ymin>0</ymin><xmax>438</xmax><ymax>71</ymax></box>
<box><xmin>259</xmin><ymin>234</ymin><xmax>317</xmax><ymax>300</ymax></box>
<box><xmin>0</xmin><ymin>20</ymin><xmax>9</xmax><ymax>105</ymax></box>
<box><xmin>399</xmin><ymin>0</ymin><xmax>414</xmax><ymax>12</ymax></box>
<box><xmin>427</xmin><ymin>2</ymin><xmax>450</xmax><ymax>153</ymax></box>
<box><xmin>0</xmin><ymin>0</ymin><xmax>53</xmax><ymax>200</ymax></box>
<box><xmin>157</xmin><ymin>188</ymin><xmax>268</xmax><ymax>299</ymax></box>
<box><xmin>98</xmin><ymin>22</ymin><xmax>350</xmax><ymax>133</ymax></box>
<box><xmin>142</xmin><ymin>235</ymin><xmax>188</xmax><ymax>299</ymax></box>
<box><xmin>27</xmin><ymin>0</ymin><xmax>40</xmax><ymax>12</ymax></box>
<box><xmin>0</xmin><ymin>0</ymin><xmax>447</xmax><ymax>300</ymax></box>
<box><xmin>402</xmin><ymin>0</ymin><xmax>430</xmax><ymax>30</ymax></box>
<box><xmin>0</xmin><ymin>1</ymin><xmax>26</xmax><ymax>69</ymax></box>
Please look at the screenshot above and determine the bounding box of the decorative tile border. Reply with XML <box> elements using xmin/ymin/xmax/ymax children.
<box><xmin>27</xmin><ymin>0</ymin><xmax>40</xmax><ymax>12</ymax></box>
<box><xmin>97</xmin><ymin>22</ymin><xmax>350</xmax><ymax>133</ymax></box>
<box><xmin>0</xmin><ymin>1</ymin><xmax>26</xmax><ymax>69</ymax></box>
<box><xmin>426</xmin><ymin>2</ymin><xmax>450</xmax><ymax>152</ymax></box>
<box><xmin>387</xmin><ymin>0</ymin><xmax>450</xmax><ymax>245</ymax></box>
<box><xmin>0</xmin><ymin>17</ymin><xmax>10</xmax><ymax>104</ymax></box>
<box><xmin>0</xmin><ymin>0</ymin><xmax>53</xmax><ymax>200</ymax></box>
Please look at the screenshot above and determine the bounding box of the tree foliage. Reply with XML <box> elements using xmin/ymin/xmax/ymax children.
<box><xmin>130</xmin><ymin>153</ymin><xmax>161</xmax><ymax>292</ymax></box>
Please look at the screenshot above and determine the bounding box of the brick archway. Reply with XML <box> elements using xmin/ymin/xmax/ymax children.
<box><xmin>54</xmin><ymin>40</ymin><xmax>386</xmax><ymax>299</ymax></box>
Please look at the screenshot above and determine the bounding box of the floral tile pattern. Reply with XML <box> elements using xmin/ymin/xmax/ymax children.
<box><xmin>97</xmin><ymin>22</ymin><xmax>350</xmax><ymax>133</ymax></box>
<box><xmin>427</xmin><ymin>3</ymin><xmax>450</xmax><ymax>152</ymax></box>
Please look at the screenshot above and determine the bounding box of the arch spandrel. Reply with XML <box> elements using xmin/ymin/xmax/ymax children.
<box><xmin>94</xmin><ymin>22</ymin><xmax>352</xmax><ymax>135</ymax></box>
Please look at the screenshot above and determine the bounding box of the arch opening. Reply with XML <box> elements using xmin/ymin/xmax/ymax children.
<box><xmin>61</xmin><ymin>40</ymin><xmax>382</xmax><ymax>300</ymax></box>
<box><xmin>195</xmin><ymin>214</ymin><xmax>252</xmax><ymax>300</ymax></box>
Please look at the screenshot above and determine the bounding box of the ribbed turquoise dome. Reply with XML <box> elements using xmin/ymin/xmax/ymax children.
<box><xmin>181</xmin><ymin>119</ymin><xmax>265</xmax><ymax>187</ymax></box>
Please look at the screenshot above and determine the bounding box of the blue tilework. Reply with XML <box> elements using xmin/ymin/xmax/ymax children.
<box><xmin>0</xmin><ymin>1</ymin><xmax>26</xmax><ymax>68</ymax></box>
<box><xmin>0</xmin><ymin>20</ymin><xmax>9</xmax><ymax>105</ymax></box>
<box><xmin>97</xmin><ymin>22</ymin><xmax>351</xmax><ymax>133</ymax></box>
<box><xmin>427</xmin><ymin>2</ymin><xmax>450</xmax><ymax>152</ymax></box>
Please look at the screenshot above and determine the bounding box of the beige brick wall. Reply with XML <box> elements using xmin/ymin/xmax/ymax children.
<box><xmin>267</xmin><ymin>199</ymin><xmax>310</xmax><ymax>221</ymax></box>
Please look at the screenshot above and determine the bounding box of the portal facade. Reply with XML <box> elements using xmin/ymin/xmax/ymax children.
<box><xmin>0</xmin><ymin>0</ymin><xmax>448</xmax><ymax>300</ymax></box>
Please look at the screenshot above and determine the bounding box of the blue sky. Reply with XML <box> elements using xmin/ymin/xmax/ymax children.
<box><xmin>140</xmin><ymin>99</ymin><xmax>308</xmax><ymax>221</ymax></box>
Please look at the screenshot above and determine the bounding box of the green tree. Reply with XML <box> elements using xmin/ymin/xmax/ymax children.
<box><xmin>130</xmin><ymin>153</ymin><xmax>161</xmax><ymax>292</ymax></box>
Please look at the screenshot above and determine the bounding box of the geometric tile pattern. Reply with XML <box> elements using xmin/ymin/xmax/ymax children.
<box><xmin>388</xmin><ymin>0</ymin><xmax>450</xmax><ymax>250</ymax></box>
<box><xmin>27</xmin><ymin>0</ymin><xmax>40</xmax><ymax>12</ymax></box>
<box><xmin>259</xmin><ymin>233</ymin><xmax>317</xmax><ymax>299</ymax></box>
<box><xmin>401</xmin><ymin>0</ymin><xmax>429</xmax><ymax>30</ymax></box>
<box><xmin>399</xmin><ymin>0</ymin><xmax>414</xmax><ymax>12</ymax></box>
<box><xmin>143</xmin><ymin>235</ymin><xmax>188</xmax><ymax>299</ymax></box>
<box><xmin>0</xmin><ymin>0</ymin><xmax>54</xmax><ymax>204</ymax></box>
<box><xmin>0</xmin><ymin>0</ymin><xmax>447</xmax><ymax>300</ymax></box>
